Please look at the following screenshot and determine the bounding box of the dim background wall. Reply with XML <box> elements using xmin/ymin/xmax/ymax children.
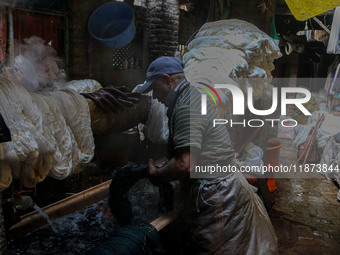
<box><xmin>68</xmin><ymin>0</ymin><xmax>180</xmax><ymax>89</ymax></box>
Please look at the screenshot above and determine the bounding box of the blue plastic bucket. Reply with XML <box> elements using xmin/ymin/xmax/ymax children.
<box><xmin>88</xmin><ymin>2</ymin><xmax>136</xmax><ymax>49</ymax></box>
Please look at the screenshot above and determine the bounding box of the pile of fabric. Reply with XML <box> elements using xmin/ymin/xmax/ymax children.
<box><xmin>183</xmin><ymin>19</ymin><xmax>282</xmax><ymax>117</ymax></box>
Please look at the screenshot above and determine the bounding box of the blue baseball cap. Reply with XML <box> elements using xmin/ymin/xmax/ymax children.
<box><xmin>137</xmin><ymin>56</ymin><xmax>184</xmax><ymax>93</ymax></box>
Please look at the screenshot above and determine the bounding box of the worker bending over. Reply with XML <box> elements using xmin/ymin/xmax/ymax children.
<box><xmin>137</xmin><ymin>56</ymin><xmax>278</xmax><ymax>255</ymax></box>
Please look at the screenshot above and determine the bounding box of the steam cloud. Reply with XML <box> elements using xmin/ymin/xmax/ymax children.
<box><xmin>5</xmin><ymin>36</ymin><xmax>66</xmax><ymax>92</ymax></box>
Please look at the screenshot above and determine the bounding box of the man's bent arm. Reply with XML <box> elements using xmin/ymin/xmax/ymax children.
<box><xmin>148</xmin><ymin>147</ymin><xmax>197</xmax><ymax>183</ymax></box>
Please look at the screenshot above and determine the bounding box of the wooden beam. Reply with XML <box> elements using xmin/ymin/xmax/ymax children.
<box><xmin>150</xmin><ymin>210</ymin><xmax>181</xmax><ymax>231</ymax></box>
<box><xmin>8</xmin><ymin>180</ymin><xmax>112</xmax><ymax>239</ymax></box>
<box><xmin>0</xmin><ymin>193</ymin><xmax>8</xmax><ymax>254</ymax></box>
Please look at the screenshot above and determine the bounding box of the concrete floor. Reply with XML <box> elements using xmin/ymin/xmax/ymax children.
<box><xmin>268</xmin><ymin>132</ymin><xmax>340</xmax><ymax>254</ymax></box>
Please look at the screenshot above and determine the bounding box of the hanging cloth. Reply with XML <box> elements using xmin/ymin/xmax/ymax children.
<box><xmin>285</xmin><ymin>0</ymin><xmax>340</xmax><ymax>21</ymax></box>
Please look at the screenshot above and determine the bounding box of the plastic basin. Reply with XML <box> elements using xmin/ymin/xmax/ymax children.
<box><xmin>88</xmin><ymin>2</ymin><xmax>136</xmax><ymax>49</ymax></box>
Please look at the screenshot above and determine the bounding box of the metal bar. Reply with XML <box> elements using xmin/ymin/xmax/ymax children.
<box><xmin>64</xmin><ymin>15</ymin><xmax>69</xmax><ymax>78</ymax></box>
<box><xmin>312</xmin><ymin>17</ymin><xmax>331</xmax><ymax>34</ymax></box>
<box><xmin>38</xmin><ymin>12</ymin><xmax>41</xmax><ymax>38</ymax></box>
<box><xmin>0</xmin><ymin>193</ymin><xmax>8</xmax><ymax>254</ymax></box>
<box><xmin>18</xmin><ymin>10</ymin><xmax>21</xmax><ymax>54</ymax></box>
<box><xmin>24</xmin><ymin>11</ymin><xmax>28</xmax><ymax>42</ymax></box>
<box><xmin>45</xmin><ymin>16</ymin><xmax>48</xmax><ymax>44</ymax></box>
<box><xmin>7</xmin><ymin>6</ymin><xmax>14</xmax><ymax>67</ymax></box>
<box><xmin>52</xmin><ymin>16</ymin><xmax>56</xmax><ymax>53</ymax></box>
<box><xmin>11</xmin><ymin>5</ymin><xmax>68</xmax><ymax>17</ymax></box>
<box><xmin>32</xmin><ymin>11</ymin><xmax>34</xmax><ymax>36</ymax></box>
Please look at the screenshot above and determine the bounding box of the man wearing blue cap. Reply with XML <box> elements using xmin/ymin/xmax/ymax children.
<box><xmin>138</xmin><ymin>56</ymin><xmax>278</xmax><ymax>254</ymax></box>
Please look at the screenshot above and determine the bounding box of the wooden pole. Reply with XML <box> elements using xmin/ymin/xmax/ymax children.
<box><xmin>150</xmin><ymin>210</ymin><xmax>181</xmax><ymax>231</ymax></box>
<box><xmin>7</xmin><ymin>7</ymin><xmax>14</xmax><ymax>67</ymax></box>
<box><xmin>0</xmin><ymin>193</ymin><xmax>8</xmax><ymax>255</ymax></box>
<box><xmin>8</xmin><ymin>180</ymin><xmax>180</xmax><ymax>239</ymax></box>
<box><xmin>302</xmin><ymin>114</ymin><xmax>325</xmax><ymax>165</ymax></box>
<box><xmin>8</xmin><ymin>180</ymin><xmax>112</xmax><ymax>239</ymax></box>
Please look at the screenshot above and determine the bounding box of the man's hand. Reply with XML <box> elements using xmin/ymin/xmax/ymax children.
<box><xmin>81</xmin><ymin>86</ymin><xmax>140</xmax><ymax>113</ymax></box>
<box><xmin>148</xmin><ymin>158</ymin><xmax>160</xmax><ymax>186</ymax></box>
<box><xmin>147</xmin><ymin>148</ymin><xmax>193</xmax><ymax>185</ymax></box>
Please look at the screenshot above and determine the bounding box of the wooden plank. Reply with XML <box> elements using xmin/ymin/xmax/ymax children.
<box><xmin>150</xmin><ymin>210</ymin><xmax>181</xmax><ymax>231</ymax></box>
<box><xmin>0</xmin><ymin>193</ymin><xmax>8</xmax><ymax>254</ymax></box>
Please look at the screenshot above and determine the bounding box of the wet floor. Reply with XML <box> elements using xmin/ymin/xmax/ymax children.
<box><xmin>269</xmin><ymin>131</ymin><xmax>340</xmax><ymax>254</ymax></box>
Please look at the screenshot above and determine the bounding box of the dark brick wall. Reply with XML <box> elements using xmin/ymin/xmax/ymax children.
<box><xmin>68</xmin><ymin>0</ymin><xmax>108</xmax><ymax>81</ymax></box>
